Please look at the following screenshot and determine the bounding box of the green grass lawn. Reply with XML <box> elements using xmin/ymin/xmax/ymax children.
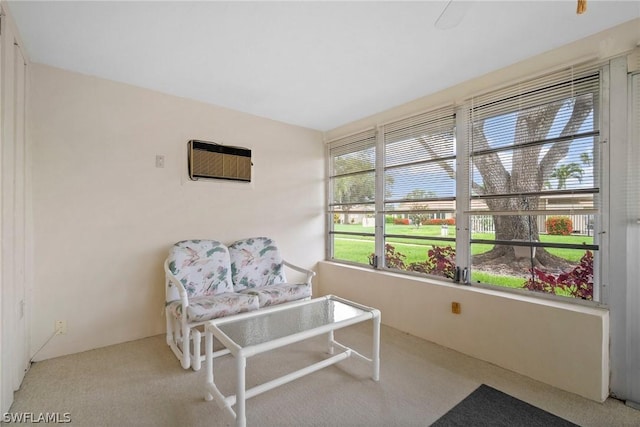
<box><xmin>333</xmin><ymin>223</ymin><xmax>592</xmax><ymax>262</ymax></box>
<box><xmin>332</xmin><ymin>223</ymin><xmax>594</xmax><ymax>291</ymax></box>
<box><xmin>469</xmin><ymin>271</ymin><xmax>527</xmax><ymax>288</ymax></box>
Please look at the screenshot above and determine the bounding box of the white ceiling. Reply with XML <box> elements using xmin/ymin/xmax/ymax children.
<box><xmin>6</xmin><ymin>1</ymin><xmax>640</xmax><ymax>131</ymax></box>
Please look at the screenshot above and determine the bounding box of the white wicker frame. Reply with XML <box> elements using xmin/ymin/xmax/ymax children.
<box><xmin>164</xmin><ymin>258</ymin><xmax>315</xmax><ymax>371</ymax></box>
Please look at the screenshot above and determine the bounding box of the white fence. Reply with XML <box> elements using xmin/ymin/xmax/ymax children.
<box><xmin>470</xmin><ymin>214</ymin><xmax>594</xmax><ymax>236</ymax></box>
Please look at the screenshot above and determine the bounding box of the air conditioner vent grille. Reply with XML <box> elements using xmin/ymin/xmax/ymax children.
<box><xmin>188</xmin><ymin>140</ymin><xmax>251</xmax><ymax>182</ymax></box>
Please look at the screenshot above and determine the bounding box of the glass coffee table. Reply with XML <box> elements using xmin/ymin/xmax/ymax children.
<box><xmin>204</xmin><ymin>295</ymin><xmax>381</xmax><ymax>427</ymax></box>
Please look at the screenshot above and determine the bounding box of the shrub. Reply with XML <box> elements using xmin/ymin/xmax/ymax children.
<box><xmin>523</xmin><ymin>251</ymin><xmax>593</xmax><ymax>300</ymax></box>
<box><xmin>546</xmin><ymin>216</ymin><xmax>573</xmax><ymax>235</ymax></box>
<box><xmin>393</xmin><ymin>218</ymin><xmax>410</xmax><ymax>225</ymax></box>
<box><xmin>385</xmin><ymin>215</ymin><xmax>394</xmax><ymax>224</ymax></box>
<box><xmin>424</xmin><ymin>218</ymin><xmax>456</xmax><ymax>226</ymax></box>
<box><xmin>408</xmin><ymin>245</ymin><xmax>456</xmax><ymax>279</ymax></box>
<box><xmin>370</xmin><ymin>244</ymin><xmax>456</xmax><ymax>279</ymax></box>
<box><xmin>368</xmin><ymin>244</ymin><xmax>407</xmax><ymax>270</ymax></box>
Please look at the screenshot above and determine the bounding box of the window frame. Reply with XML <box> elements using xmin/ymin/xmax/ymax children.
<box><xmin>463</xmin><ymin>67</ymin><xmax>603</xmax><ymax>303</ymax></box>
<box><xmin>326</xmin><ymin>129</ymin><xmax>378</xmax><ymax>267</ymax></box>
<box><xmin>380</xmin><ymin>108</ymin><xmax>458</xmax><ymax>278</ymax></box>
<box><xmin>326</xmin><ymin>62</ymin><xmax>610</xmax><ymax>307</ymax></box>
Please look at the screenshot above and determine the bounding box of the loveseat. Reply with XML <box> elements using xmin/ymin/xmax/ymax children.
<box><xmin>164</xmin><ymin>237</ymin><xmax>315</xmax><ymax>370</ymax></box>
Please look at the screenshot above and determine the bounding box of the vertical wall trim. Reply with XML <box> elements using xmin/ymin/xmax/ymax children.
<box><xmin>607</xmin><ymin>56</ymin><xmax>630</xmax><ymax>400</ymax></box>
<box><xmin>454</xmin><ymin>106</ymin><xmax>470</xmax><ymax>272</ymax></box>
<box><xmin>12</xmin><ymin>40</ymin><xmax>27</xmax><ymax>390</ymax></box>
<box><xmin>0</xmin><ymin>9</ymin><xmax>6</xmax><ymax>414</ymax></box>
<box><xmin>374</xmin><ymin>126</ymin><xmax>384</xmax><ymax>268</ymax></box>
<box><xmin>624</xmin><ymin>72</ymin><xmax>640</xmax><ymax>407</ymax></box>
<box><xmin>0</xmin><ymin>2</ymin><xmax>31</xmax><ymax>412</ymax></box>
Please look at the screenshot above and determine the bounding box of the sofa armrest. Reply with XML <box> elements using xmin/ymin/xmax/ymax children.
<box><xmin>283</xmin><ymin>260</ymin><xmax>316</xmax><ymax>286</ymax></box>
<box><xmin>164</xmin><ymin>259</ymin><xmax>189</xmax><ymax>309</ymax></box>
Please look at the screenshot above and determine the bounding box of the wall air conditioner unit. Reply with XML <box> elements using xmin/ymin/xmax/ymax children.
<box><xmin>188</xmin><ymin>140</ymin><xmax>252</xmax><ymax>182</ymax></box>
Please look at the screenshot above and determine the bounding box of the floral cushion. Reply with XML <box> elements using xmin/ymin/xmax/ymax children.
<box><xmin>166</xmin><ymin>292</ymin><xmax>259</xmax><ymax>322</ymax></box>
<box><xmin>167</xmin><ymin>240</ymin><xmax>234</xmax><ymax>298</ymax></box>
<box><xmin>241</xmin><ymin>283</ymin><xmax>311</xmax><ymax>307</ymax></box>
<box><xmin>228</xmin><ymin>237</ymin><xmax>287</xmax><ymax>291</ymax></box>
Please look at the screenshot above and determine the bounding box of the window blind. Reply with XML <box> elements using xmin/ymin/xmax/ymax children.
<box><xmin>328</xmin><ymin>129</ymin><xmax>377</xmax><ymax>212</ymax></box>
<box><xmin>468</xmin><ymin>64</ymin><xmax>601</xmax><ymax>216</ymax></box>
<box><xmin>383</xmin><ymin>108</ymin><xmax>456</xmax><ymax>213</ymax></box>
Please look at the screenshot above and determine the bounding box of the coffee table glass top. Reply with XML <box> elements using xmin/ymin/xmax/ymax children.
<box><xmin>214</xmin><ymin>297</ymin><xmax>370</xmax><ymax>348</ymax></box>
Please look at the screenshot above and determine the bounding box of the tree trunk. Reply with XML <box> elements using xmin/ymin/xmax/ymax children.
<box><xmin>473</xmin><ymin>211</ymin><xmax>571</xmax><ymax>270</ymax></box>
<box><xmin>472</xmin><ymin>94</ymin><xmax>594</xmax><ymax>269</ymax></box>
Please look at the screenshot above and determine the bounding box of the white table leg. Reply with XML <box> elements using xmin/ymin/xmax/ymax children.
<box><xmin>328</xmin><ymin>330</ymin><xmax>334</xmax><ymax>355</ymax></box>
<box><xmin>204</xmin><ymin>328</ymin><xmax>213</xmax><ymax>401</ymax></box>
<box><xmin>236</xmin><ymin>356</ymin><xmax>247</xmax><ymax>427</ymax></box>
<box><xmin>372</xmin><ymin>313</ymin><xmax>380</xmax><ymax>381</ymax></box>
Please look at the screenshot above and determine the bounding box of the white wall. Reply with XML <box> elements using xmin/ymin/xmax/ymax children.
<box><xmin>29</xmin><ymin>64</ymin><xmax>324</xmax><ymax>360</ymax></box>
<box><xmin>318</xmin><ymin>262</ymin><xmax>609</xmax><ymax>402</ymax></box>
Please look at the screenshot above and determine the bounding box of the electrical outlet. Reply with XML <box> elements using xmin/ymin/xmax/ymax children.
<box><xmin>55</xmin><ymin>320</ymin><xmax>66</xmax><ymax>335</ymax></box>
<box><xmin>451</xmin><ymin>302</ymin><xmax>461</xmax><ymax>314</ymax></box>
<box><xmin>155</xmin><ymin>155</ymin><xmax>165</xmax><ymax>168</ymax></box>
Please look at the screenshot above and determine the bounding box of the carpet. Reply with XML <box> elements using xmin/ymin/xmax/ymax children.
<box><xmin>431</xmin><ymin>384</ymin><xmax>580</xmax><ymax>426</ymax></box>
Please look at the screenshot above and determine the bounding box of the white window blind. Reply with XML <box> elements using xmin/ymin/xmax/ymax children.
<box><xmin>468</xmin><ymin>65</ymin><xmax>601</xmax><ymax>217</ymax></box>
<box><xmin>328</xmin><ymin>129</ymin><xmax>377</xmax><ymax>265</ymax></box>
<box><xmin>383</xmin><ymin>108</ymin><xmax>456</xmax><ymax>213</ymax></box>
<box><xmin>380</xmin><ymin>107</ymin><xmax>457</xmax><ymax>278</ymax></box>
<box><xmin>328</xmin><ymin>129</ymin><xmax>377</xmax><ymax>214</ymax></box>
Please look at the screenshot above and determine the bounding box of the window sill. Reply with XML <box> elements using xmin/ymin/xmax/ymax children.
<box><xmin>320</xmin><ymin>260</ymin><xmax>608</xmax><ymax>314</ymax></box>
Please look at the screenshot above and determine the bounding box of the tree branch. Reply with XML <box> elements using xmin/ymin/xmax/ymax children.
<box><xmin>417</xmin><ymin>133</ymin><xmax>488</xmax><ymax>195</ymax></box>
<box><xmin>540</xmin><ymin>94</ymin><xmax>593</xmax><ymax>179</ymax></box>
<box><xmin>470</xmin><ymin>121</ymin><xmax>509</xmax><ymax>195</ymax></box>
<box><xmin>416</xmin><ymin>136</ymin><xmax>455</xmax><ymax>179</ymax></box>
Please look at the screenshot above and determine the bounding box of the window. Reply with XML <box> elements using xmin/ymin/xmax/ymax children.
<box><xmin>467</xmin><ymin>66</ymin><xmax>601</xmax><ymax>301</ymax></box>
<box><xmin>327</xmin><ymin>64</ymin><xmax>605</xmax><ymax>303</ymax></box>
<box><xmin>381</xmin><ymin>109</ymin><xmax>456</xmax><ymax>278</ymax></box>
<box><xmin>328</xmin><ymin>130</ymin><xmax>376</xmax><ymax>265</ymax></box>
